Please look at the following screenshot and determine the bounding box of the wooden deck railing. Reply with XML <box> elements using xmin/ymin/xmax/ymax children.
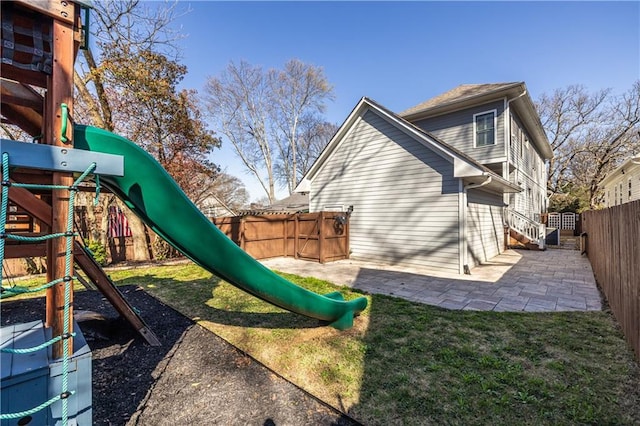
<box><xmin>506</xmin><ymin>208</ymin><xmax>546</xmax><ymax>248</ymax></box>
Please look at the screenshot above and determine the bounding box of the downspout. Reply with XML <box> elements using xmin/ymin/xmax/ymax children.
<box><xmin>465</xmin><ymin>175</ymin><xmax>492</xmax><ymax>191</ymax></box>
<box><xmin>461</xmin><ymin>175</ymin><xmax>493</xmax><ymax>274</ymax></box>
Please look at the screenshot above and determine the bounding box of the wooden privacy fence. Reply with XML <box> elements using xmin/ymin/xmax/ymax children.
<box><xmin>582</xmin><ymin>200</ymin><xmax>640</xmax><ymax>360</ymax></box>
<box><xmin>212</xmin><ymin>212</ymin><xmax>350</xmax><ymax>263</ymax></box>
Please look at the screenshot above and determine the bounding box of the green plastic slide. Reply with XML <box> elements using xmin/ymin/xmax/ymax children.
<box><xmin>73</xmin><ymin>125</ymin><xmax>367</xmax><ymax>330</ymax></box>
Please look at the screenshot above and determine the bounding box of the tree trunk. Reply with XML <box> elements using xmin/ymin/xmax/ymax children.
<box><xmin>98</xmin><ymin>195</ymin><xmax>111</xmax><ymax>248</ymax></box>
<box><xmin>128</xmin><ymin>214</ymin><xmax>151</xmax><ymax>261</ymax></box>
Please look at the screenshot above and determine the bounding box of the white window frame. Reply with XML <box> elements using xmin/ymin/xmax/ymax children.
<box><xmin>473</xmin><ymin>109</ymin><xmax>497</xmax><ymax>148</ymax></box>
<box><xmin>619</xmin><ymin>182</ymin><xmax>623</xmax><ymax>205</ymax></box>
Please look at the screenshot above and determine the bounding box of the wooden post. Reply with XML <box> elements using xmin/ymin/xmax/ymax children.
<box><xmin>239</xmin><ymin>216</ymin><xmax>246</xmax><ymax>250</ymax></box>
<box><xmin>345</xmin><ymin>213</ymin><xmax>350</xmax><ymax>259</ymax></box>
<box><xmin>318</xmin><ymin>212</ymin><xmax>326</xmax><ymax>264</ymax></box>
<box><xmin>45</xmin><ymin>18</ymin><xmax>75</xmax><ymax>359</ymax></box>
<box><xmin>294</xmin><ymin>213</ymin><xmax>299</xmax><ymax>259</ymax></box>
<box><xmin>283</xmin><ymin>216</ymin><xmax>288</xmax><ymax>257</ymax></box>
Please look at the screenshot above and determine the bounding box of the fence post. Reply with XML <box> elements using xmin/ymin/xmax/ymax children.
<box><xmin>239</xmin><ymin>216</ymin><xmax>246</xmax><ymax>250</ymax></box>
<box><xmin>294</xmin><ymin>213</ymin><xmax>299</xmax><ymax>259</ymax></box>
<box><xmin>345</xmin><ymin>212</ymin><xmax>350</xmax><ymax>259</ymax></box>
<box><xmin>318</xmin><ymin>211</ymin><xmax>326</xmax><ymax>264</ymax></box>
<box><xmin>283</xmin><ymin>215</ymin><xmax>288</xmax><ymax>257</ymax></box>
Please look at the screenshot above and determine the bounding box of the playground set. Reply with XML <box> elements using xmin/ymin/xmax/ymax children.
<box><xmin>0</xmin><ymin>1</ymin><xmax>367</xmax><ymax>424</ymax></box>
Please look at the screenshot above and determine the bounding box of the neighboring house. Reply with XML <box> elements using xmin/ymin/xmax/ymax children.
<box><xmin>240</xmin><ymin>192</ymin><xmax>310</xmax><ymax>215</ymax></box>
<box><xmin>600</xmin><ymin>155</ymin><xmax>640</xmax><ymax>207</ymax></box>
<box><xmin>197</xmin><ymin>194</ymin><xmax>236</xmax><ymax>218</ymax></box>
<box><xmin>263</xmin><ymin>192</ymin><xmax>310</xmax><ymax>213</ymax></box>
<box><xmin>295</xmin><ymin>82</ymin><xmax>553</xmax><ymax>274</ymax></box>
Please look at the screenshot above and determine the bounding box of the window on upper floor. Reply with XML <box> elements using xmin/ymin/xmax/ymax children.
<box><xmin>473</xmin><ymin>110</ymin><xmax>496</xmax><ymax>147</ymax></box>
<box><xmin>619</xmin><ymin>182</ymin><xmax>623</xmax><ymax>204</ymax></box>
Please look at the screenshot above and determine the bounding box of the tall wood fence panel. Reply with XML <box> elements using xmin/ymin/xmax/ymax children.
<box><xmin>213</xmin><ymin>212</ymin><xmax>349</xmax><ymax>263</ymax></box>
<box><xmin>582</xmin><ymin>200</ymin><xmax>640</xmax><ymax>360</ymax></box>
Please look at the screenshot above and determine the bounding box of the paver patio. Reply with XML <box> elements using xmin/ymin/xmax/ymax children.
<box><xmin>261</xmin><ymin>248</ymin><xmax>602</xmax><ymax>312</ymax></box>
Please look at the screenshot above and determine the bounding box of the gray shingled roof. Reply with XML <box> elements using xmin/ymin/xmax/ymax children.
<box><xmin>267</xmin><ymin>192</ymin><xmax>309</xmax><ymax>209</ymax></box>
<box><xmin>400</xmin><ymin>83</ymin><xmax>522</xmax><ymax>117</ymax></box>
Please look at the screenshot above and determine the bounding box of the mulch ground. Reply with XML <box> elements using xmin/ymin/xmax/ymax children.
<box><xmin>1</xmin><ymin>286</ymin><xmax>359</xmax><ymax>426</ymax></box>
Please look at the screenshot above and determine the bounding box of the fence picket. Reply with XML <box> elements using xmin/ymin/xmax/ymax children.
<box><xmin>583</xmin><ymin>200</ymin><xmax>640</xmax><ymax>360</ymax></box>
<box><xmin>212</xmin><ymin>212</ymin><xmax>349</xmax><ymax>263</ymax></box>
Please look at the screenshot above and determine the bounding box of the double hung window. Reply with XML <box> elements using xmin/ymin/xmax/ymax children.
<box><xmin>474</xmin><ymin>111</ymin><xmax>496</xmax><ymax>147</ymax></box>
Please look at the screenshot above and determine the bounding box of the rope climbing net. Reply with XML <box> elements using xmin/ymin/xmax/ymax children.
<box><xmin>0</xmin><ymin>152</ymin><xmax>97</xmax><ymax>425</ymax></box>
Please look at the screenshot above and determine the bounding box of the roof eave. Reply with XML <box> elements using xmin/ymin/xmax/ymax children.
<box><xmin>599</xmin><ymin>155</ymin><xmax>640</xmax><ymax>188</ymax></box>
<box><xmin>462</xmin><ymin>172</ymin><xmax>522</xmax><ymax>194</ymax></box>
<box><xmin>510</xmin><ymin>96</ymin><xmax>554</xmax><ymax>160</ymax></box>
<box><xmin>401</xmin><ymin>82</ymin><xmax>525</xmax><ymax>121</ymax></box>
<box><xmin>296</xmin><ymin>97</ymin><xmax>521</xmax><ymax>195</ymax></box>
<box><xmin>402</xmin><ymin>83</ymin><xmax>554</xmax><ymax>160</ymax></box>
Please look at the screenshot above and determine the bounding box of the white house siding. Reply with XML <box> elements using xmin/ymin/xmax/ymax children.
<box><xmin>309</xmin><ymin>110</ymin><xmax>461</xmax><ymax>273</ymax></box>
<box><xmin>602</xmin><ymin>162</ymin><xmax>640</xmax><ymax>207</ymax></box>
<box><xmin>466</xmin><ymin>189</ymin><xmax>505</xmax><ymax>268</ymax></box>
<box><xmin>410</xmin><ymin>100</ymin><xmax>506</xmax><ymax>164</ymax></box>
<box><xmin>508</xmin><ymin>171</ymin><xmax>542</xmax><ymax>220</ymax></box>
<box><xmin>509</xmin><ymin>113</ymin><xmax>547</xmax><ymax>218</ymax></box>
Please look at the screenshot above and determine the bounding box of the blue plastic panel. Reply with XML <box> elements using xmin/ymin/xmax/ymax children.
<box><xmin>0</xmin><ymin>321</ymin><xmax>50</xmax><ymax>426</ymax></box>
<box><xmin>0</xmin><ymin>321</ymin><xmax>93</xmax><ymax>426</ymax></box>
<box><xmin>0</xmin><ymin>139</ymin><xmax>124</xmax><ymax>176</ymax></box>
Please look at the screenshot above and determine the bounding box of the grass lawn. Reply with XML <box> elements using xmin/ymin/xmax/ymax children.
<box><xmin>5</xmin><ymin>263</ymin><xmax>640</xmax><ymax>425</ymax></box>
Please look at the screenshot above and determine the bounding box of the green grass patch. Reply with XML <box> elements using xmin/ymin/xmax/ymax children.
<box><xmin>5</xmin><ymin>264</ymin><xmax>639</xmax><ymax>425</ymax></box>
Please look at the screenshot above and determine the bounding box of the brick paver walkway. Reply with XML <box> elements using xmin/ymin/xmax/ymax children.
<box><xmin>261</xmin><ymin>248</ymin><xmax>602</xmax><ymax>312</ymax></box>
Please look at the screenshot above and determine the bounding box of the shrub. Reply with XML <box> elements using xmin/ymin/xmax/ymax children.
<box><xmin>22</xmin><ymin>257</ymin><xmax>46</xmax><ymax>274</ymax></box>
<box><xmin>84</xmin><ymin>239</ymin><xmax>108</xmax><ymax>266</ymax></box>
<box><xmin>151</xmin><ymin>237</ymin><xmax>172</xmax><ymax>261</ymax></box>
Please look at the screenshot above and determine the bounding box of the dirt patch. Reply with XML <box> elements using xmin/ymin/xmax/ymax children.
<box><xmin>1</xmin><ymin>286</ymin><xmax>359</xmax><ymax>425</ymax></box>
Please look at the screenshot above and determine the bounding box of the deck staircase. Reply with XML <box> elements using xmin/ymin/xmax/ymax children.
<box><xmin>506</xmin><ymin>209</ymin><xmax>546</xmax><ymax>250</ymax></box>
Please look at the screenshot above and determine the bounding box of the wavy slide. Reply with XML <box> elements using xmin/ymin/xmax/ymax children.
<box><xmin>73</xmin><ymin>125</ymin><xmax>367</xmax><ymax>330</ymax></box>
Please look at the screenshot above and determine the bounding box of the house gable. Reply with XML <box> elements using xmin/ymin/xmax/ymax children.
<box><xmin>410</xmin><ymin>99</ymin><xmax>506</xmax><ymax>165</ymax></box>
<box><xmin>296</xmin><ymin>97</ymin><xmax>519</xmax><ymax>195</ymax></box>
<box><xmin>309</xmin><ymin>108</ymin><xmax>462</xmax><ymax>272</ymax></box>
<box><xmin>402</xmin><ymin>82</ymin><xmax>553</xmax><ymax>161</ymax></box>
<box><xmin>600</xmin><ymin>156</ymin><xmax>640</xmax><ymax>207</ymax></box>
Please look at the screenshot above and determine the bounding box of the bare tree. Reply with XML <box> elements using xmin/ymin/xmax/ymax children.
<box><xmin>536</xmin><ymin>85</ymin><xmax>609</xmax><ymax>193</ymax></box>
<box><xmin>209</xmin><ymin>172</ymin><xmax>250</xmax><ymax>212</ymax></box>
<box><xmin>204</xmin><ymin>59</ymin><xmax>334</xmax><ymax>202</ymax></box>
<box><xmin>537</xmin><ymin>81</ymin><xmax>640</xmax><ymax>210</ymax></box>
<box><xmin>268</xmin><ymin>59</ymin><xmax>334</xmax><ymax>193</ymax></box>
<box><xmin>295</xmin><ymin>119</ymin><xmax>337</xmax><ymax>178</ymax></box>
<box><xmin>204</xmin><ymin>61</ymin><xmax>276</xmax><ymax>201</ymax></box>
<box><xmin>275</xmin><ymin>117</ymin><xmax>337</xmax><ymax>186</ymax></box>
<box><xmin>571</xmin><ymin>82</ymin><xmax>640</xmax><ymax>207</ymax></box>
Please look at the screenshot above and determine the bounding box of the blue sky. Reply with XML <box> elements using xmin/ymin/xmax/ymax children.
<box><xmin>171</xmin><ymin>1</ymin><xmax>639</xmax><ymax>202</ymax></box>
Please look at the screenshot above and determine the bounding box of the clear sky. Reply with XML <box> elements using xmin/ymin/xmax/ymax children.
<box><xmin>170</xmin><ymin>1</ymin><xmax>640</xmax><ymax>202</ymax></box>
